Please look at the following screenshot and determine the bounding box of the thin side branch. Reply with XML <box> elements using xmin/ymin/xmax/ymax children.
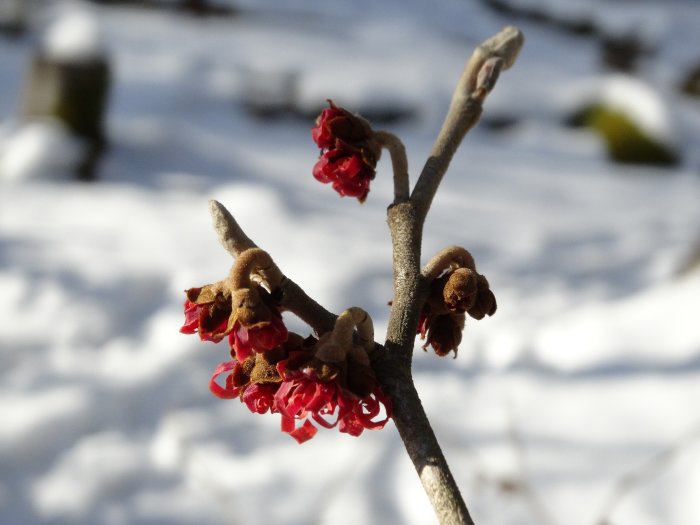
<box><xmin>375</xmin><ymin>130</ymin><xmax>410</xmax><ymax>203</ymax></box>
<box><xmin>209</xmin><ymin>200</ymin><xmax>256</xmax><ymax>256</ymax></box>
<box><xmin>209</xmin><ymin>200</ymin><xmax>337</xmax><ymax>335</ymax></box>
<box><xmin>411</xmin><ymin>26</ymin><xmax>524</xmax><ymax>219</ymax></box>
<box><xmin>422</xmin><ymin>246</ymin><xmax>477</xmax><ymax>279</ymax></box>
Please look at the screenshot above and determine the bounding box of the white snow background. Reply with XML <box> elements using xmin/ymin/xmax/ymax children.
<box><xmin>1</xmin><ymin>1</ymin><xmax>700</xmax><ymax>524</ymax></box>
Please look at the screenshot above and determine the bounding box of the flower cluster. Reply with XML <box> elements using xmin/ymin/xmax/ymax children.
<box><xmin>311</xmin><ymin>100</ymin><xmax>380</xmax><ymax>203</ymax></box>
<box><xmin>180</xmin><ymin>249</ymin><xmax>391</xmax><ymax>443</ymax></box>
<box><xmin>208</xmin><ymin>333</ymin><xmax>391</xmax><ymax>443</ymax></box>
<box><xmin>181</xmin><ymin>282</ymin><xmax>288</xmax><ymax>362</ymax></box>
<box><xmin>418</xmin><ymin>264</ymin><xmax>497</xmax><ymax>357</ymax></box>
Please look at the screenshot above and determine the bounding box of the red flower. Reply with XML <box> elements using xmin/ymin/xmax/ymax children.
<box><xmin>209</xmin><ymin>360</ymin><xmax>246</xmax><ymax>399</ymax></box>
<box><xmin>312</xmin><ymin>147</ymin><xmax>375</xmax><ymax>203</ymax></box>
<box><xmin>179</xmin><ymin>287</ymin><xmax>231</xmax><ymax>343</ymax></box>
<box><xmin>274</xmin><ymin>364</ymin><xmax>392</xmax><ymax>444</ymax></box>
<box><xmin>311</xmin><ymin>100</ymin><xmax>373</xmax><ymax>150</ymax></box>
<box><xmin>242</xmin><ymin>384</ymin><xmax>279</xmax><ymax>414</ymax></box>
<box><xmin>228</xmin><ymin>314</ymin><xmax>288</xmax><ymax>362</ymax></box>
<box><xmin>311</xmin><ymin>100</ymin><xmax>378</xmax><ymax>203</ymax></box>
<box><xmin>311</xmin><ymin>104</ymin><xmax>346</xmax><ymax>149</ymax></box>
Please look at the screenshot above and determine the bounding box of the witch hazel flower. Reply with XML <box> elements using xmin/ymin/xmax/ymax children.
<box><xmin>227</xmin><ymin>286</ymin><xmax>288</xmax><ymax>362</ymax></box>
<box><xmin>181</xmin><ymin>244</ymin><xmax>391</xmax><ymax>444</ymax></box>
<box><xmin>418</xmin><ymin>246</ymin><xmax>497</xmax><ymax>357</ymax></box>
<box><xmin>274</xmin><ymin>308</ymin><xmax>391</xmax><ymax>443</ymax></box>
<box><xmin>180</xmin><ymin>247</ymin><xmax>289</xmax><ymax>359</ymax></box>
<box><xmin>207</xmin><ymin>308</ymin><xmax>392</xmax><ymax>444</ymax></box>
<box><xmin>180</xmin><ymin>283</ymin><xmax>232</xmax><ymax>343</ymax></box>
<box><xmin>311</xmin><ymin>100</ymin><xmax>381</xmax><ymax>203</ymax></box>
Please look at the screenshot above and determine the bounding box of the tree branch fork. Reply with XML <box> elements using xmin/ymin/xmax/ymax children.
<box><xmin>201</xmin><ymin>26</ymin><xmax>523</xmax><ymax>525</ymax></box>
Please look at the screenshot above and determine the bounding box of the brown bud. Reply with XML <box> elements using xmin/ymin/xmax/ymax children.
<box><xmin>443</xmin><ymin>267</ymin><xmax>478</xmax><ymax>313</ymax></box>
<box><xmin>467</xmin><ymin>274</ymin><xmax>497</xmax><ymax>320</ymax></box>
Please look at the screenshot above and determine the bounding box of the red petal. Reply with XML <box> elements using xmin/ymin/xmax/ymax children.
<box><xmin>339</xmin><ymin>412</ymin><xmax>365</xmax><ymax>436</ymax></box>
<box><xmin>209</xmin><ymin>361</ymin><xmax>241</xmax><ymax>399</ymax></box>
<box><xmin>242</xmin><ymin>384</ymin><xmax>278</xmax><ymax>414</ymax></box>
<box><xmin>288</xmin><ymin>419</ymin><xmax>318</xmax><ymax>444</ymax></box>
<box><xmin>229</xmin><ymin>327</ymin><xmax>254</xmax><ymax>362</ymax></box>
<box><xmin>180</xmin><ymin>300</ymin><xmax>200</xmax><ymax>334</ymax></box>
<box><xmin>249</xmin><ymin>316</ymin><xmax>288</xmax><ymax>351</ymax></box>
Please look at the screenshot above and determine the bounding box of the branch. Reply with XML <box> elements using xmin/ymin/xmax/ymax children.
<box><xmin>206</xmin><ymin>26</ymin><xmax>524</xmax><ymax>524</ymax></box>
<box><xmin>411</xmin><ymin>25</ymin><xmax>524</xmax><ymax>219</ymax></box>
<box><xmin>374</xmin><ymin>130</ymin><xmax>410</xmax><ymax>203</ymax></box>
<box><xmin>209</xmin><ymin>200</ymin><xmax>337</xmax><ymax>335</ymax></box>
<box><xmin>381</xmin><ymin>26</ymin><xmax>524</xmax><ymax>525</ymax></box>
<box><xmin>422</xmin><ymin>246</ymin><xmax>477</xmax><ymax>279</ymax></box>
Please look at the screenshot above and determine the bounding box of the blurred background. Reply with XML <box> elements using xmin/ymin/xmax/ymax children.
<box><xmin>1</xmin><ymin>0</ymin><xmax>699</xmax><ymax>524</ymax></box>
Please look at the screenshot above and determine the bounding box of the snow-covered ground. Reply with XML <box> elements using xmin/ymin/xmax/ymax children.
<box><xmin>1</xmin><ymin>1</ymin><xmax>700</xmax><ymax>524</ymax></box>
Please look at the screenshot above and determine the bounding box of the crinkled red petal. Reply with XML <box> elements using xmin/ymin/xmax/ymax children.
<box><xmin>242</xmin><ymin>384</ymin><xmax>278</xmax><ymax>414</ymax></box>
<box><xmin>358</xmin><ymin>387</ymin><xmax>393</xmax><ymax>430</ymax></box>
<box><xmin>289</xmin><ymin>419</ymin><xmax>318</xmax><ymax>444</ymax></box>
<box><xmin>312</xmin><ymin>154</ymin><xmax>333</xmax><ymax>183</ymax></box>
<box><xmin>180</xmin><ymin>300</ymin><xmax>200</xmax><ymax>334</ymax></box>
<box><xmin>209</xmin><ymin>361</ymin><xmax>241</xmax><ymax>399</ymax></box>
<box><xmin>339</xmin><ymin>412</ymin><xmax>365</xmax><ymax>436</ymax></box>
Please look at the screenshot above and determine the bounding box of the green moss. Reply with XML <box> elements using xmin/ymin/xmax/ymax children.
<box><xmin>569</xmin><ymin>104</ymin><xmax>679</xmax><ymax>166</ymax></box>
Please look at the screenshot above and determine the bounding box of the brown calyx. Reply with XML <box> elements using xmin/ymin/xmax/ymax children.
<box><xmin>443</xmin><ymin>267</ymin><xmax>478</xmax><ymax>313</ymax></box>
<box><xmin>230</xmin><ymin>287</ymin><xmax>274</xmax><ymax>328</ymax></box>
<box><xmin>467</xmin><ymin>274</ymin><xmax>497</xmax><ymax>320</ymax></box>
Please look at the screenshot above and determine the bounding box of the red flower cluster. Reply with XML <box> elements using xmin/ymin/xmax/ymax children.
<box><xmin>208</xmin><ymin>337</ymin><xmax>392</xmax><ymax>444</ymax></box>
<box><xmin>418</xmin><ymin>267</ymin><xmax>497</xmax><ymax>357</ymax></box>
<box><xmin>180</xmin><ymin>283</ymin><xmax>288</xmax><ymax>361</ymax></box>
<box><xmin>311</xmin><ymin>100</ymin><xmax>379</xmax><ymax>203</ymax></box>
<box><xmin>181</xmin><ymin>281</ymin><xmax>391</xmax><ymax>444</ymax></box>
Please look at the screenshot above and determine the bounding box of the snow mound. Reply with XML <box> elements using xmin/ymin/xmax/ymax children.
<box><xmin>599</xmin><ymin>75</ymin><xmax>675</xmax><ymax>144</ymax></box>
<box><xmin>0</xmin><ymin>121</ymin><xmax>85</xmax><ymax>182</ymax></box>
<box><xmin>42</xmin><ymin>10</ymin><xmax>106</xmax><ymax>63</ymax></box>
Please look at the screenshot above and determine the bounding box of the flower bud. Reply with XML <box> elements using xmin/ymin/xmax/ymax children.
<box><xmin>467</xmin><ymin>274</ymin><xmax>497</xmax><ymax>320</ymax></box>
<box><xmin>443</xmin><ymin>267</ymin><xmax>478</xmax><ymax>313</ymax></box>
<box><xmin>310</xmin><ymin>100</ymin><xmax>380</xmax><ymax>203</ymax></box>
<box><xmin>311</xmin><ymin>100</ymin><xmax>374</xmax><ymax>149</ymax></box>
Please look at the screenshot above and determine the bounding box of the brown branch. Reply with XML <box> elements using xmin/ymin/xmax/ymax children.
<box><xmin>422</xmin><ymin>246</ymin><xmax>477</xmax><ymax>279</ymax></box>
<box><xmin>411</xmin><ymin>25</ymin><xmax>524</xmax><ymax>220</ymax></box>
<box><xmin>381</xmin><ymin>26</ymin><xmax>524</xmax><ymax>525</ymax></box>
<box><xmin>374</xmin><ymin>130</ymin><xmax>410</xmax><ymax>203</ymax></box>
<box><xmin>209</xmin><ymin>200</ymin><xmax>337</xmax><ymax>336</ymax></box>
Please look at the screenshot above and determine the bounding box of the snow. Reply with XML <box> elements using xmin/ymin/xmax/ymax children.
<box><xmin>41</xmin><ymin>8</ymin><xmax>106</xmax><ymax>62</ymax></box>
<box><xmin>0</xmin><ymin>120</ymin><xmax>85</xmax><ymax>182</ymax></box>
<box><xmin>598</xmin><ymin>74</ymin><xmax>676</xmax><ymax>144</ymax></box>
<box><xmin>1</xmin><ymin>1</ymin><xmax>700</xmax><ymax>525</ymax></box>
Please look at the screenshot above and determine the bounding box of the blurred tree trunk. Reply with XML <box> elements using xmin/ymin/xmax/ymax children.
<box><xmin>22</xmin><ymin>55</ymin><xmax>111</xmax><ymax>181</ymax></box>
